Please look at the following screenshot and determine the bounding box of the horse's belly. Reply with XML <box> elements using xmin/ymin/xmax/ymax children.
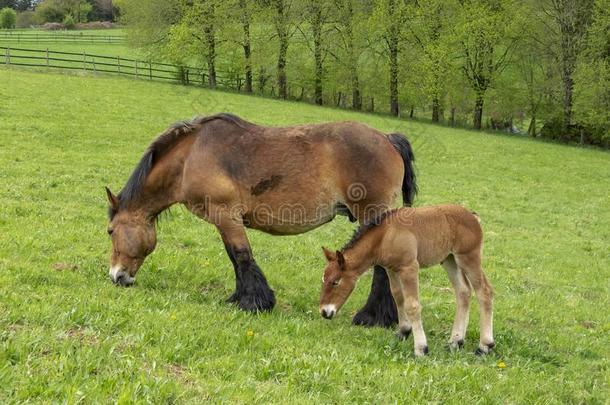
<box><xmin>243</xmin><ymin>205</ymin><xmax>336</xmax><ymax>235</ymax></box>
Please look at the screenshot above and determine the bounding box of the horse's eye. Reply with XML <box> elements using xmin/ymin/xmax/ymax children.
<box><xmin>107</xmin><ymin>229</ymin><xmax>114</xmax><ymax>236</ymax></box>
<box><xmin>332</xmin><ymin>279</ymin><xmax>340</xmax><ymax>287</ymax></box>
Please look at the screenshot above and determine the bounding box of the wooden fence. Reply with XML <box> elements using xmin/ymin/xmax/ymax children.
<box><xmin>0</xmin><ymin>31</ymin><xmax>125</xmax><ymax>44</ymax></box>
<box><xmin>0</xmin><ymin>46</ymin><xmax>238</xmax><ymax>88</ymax></box>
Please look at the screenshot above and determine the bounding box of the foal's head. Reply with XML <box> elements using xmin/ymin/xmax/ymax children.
<box><xmin>105</xmin><ymin>187</ymin><xmax>157</xmax><ymax>286</ymax></box>
<box><xmin>319</xmin><ymin>247</ymin><xmax>358</xmax><ymax>319</ymax></box>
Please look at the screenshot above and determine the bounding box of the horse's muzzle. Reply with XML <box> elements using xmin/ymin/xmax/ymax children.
<box><xmin>109</xmin><ymin>266</ymin><xmax>135</xmax><ymax>286</ymax></box>
<box><xmin>320</xmin><ymin>304</ymin><xmax>336</xmax><ymax>319</ymax></box>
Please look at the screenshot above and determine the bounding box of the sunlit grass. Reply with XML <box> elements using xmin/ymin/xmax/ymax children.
<box><xmin>0</xmin><ymin>67</ymin><xmax>608</xmax><ymax>402</ymax></box>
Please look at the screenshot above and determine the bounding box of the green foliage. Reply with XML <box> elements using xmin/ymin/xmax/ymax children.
<box><xmin>1</xmin><ymin>67</ymin><xmax>609</xmax><ymax>402</ymax></box>
<box><xmin>15</xmin><ymin>10</ymin><xmax>37</xmax><ymax>27</ymax></box>
<box><xmin>62</xmin><ymin>13</ymin><xmax>75</xmax><ymax>29</ymax></box>
<box><xmin>35</xmin><ymin>0</ymin><xmax>91</xmax><ymax>24</ymax></box>
<box><xmin>0</xmin><ymin>6</ymin><xmax>16</xmax><ymax>28</ymax></box>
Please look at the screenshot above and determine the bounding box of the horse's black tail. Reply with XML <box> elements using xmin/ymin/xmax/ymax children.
<box><xmin>388</xmin><ymin>133</ymin><xmax>417</xmax><ymax>206</ymax></box>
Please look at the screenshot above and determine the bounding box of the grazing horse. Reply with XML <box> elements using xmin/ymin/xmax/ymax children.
<box><xmin>319</xmin><ymin>205</ymin><xmax>494</xmax><ymax>356</ymax></box>
<box><xmin>105</xmin><ymin>113</ymin><xmax>417</xmax><ymax>327</ymax></box>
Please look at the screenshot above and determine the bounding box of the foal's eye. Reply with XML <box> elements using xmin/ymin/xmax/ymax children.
<box><xmin>332</xmin><ymin>279</ymin><xmax>341</xmax><ymax>287</ymax></box>
<box><xmin>107</xmin><ymin>229</ymin><xmax>114</xmax><ymax>236</ymax></box>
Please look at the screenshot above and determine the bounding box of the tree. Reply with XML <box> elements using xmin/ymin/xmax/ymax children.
<box><xmin>408</xmin><ymin>0</ymin><xmax>456</xmax><ymax>122</ymax></box>
<box><xmin>304</xmin><ymin>0</ymin><xmax>332</xmax><ymax>105</ymax></box>
<box><xmin>573</xmin><ymin>0</ymin><xmax>610</xmax><ymax>144</ymax></box>
<box><xmin>539</xmin><ymin>0</ymin><xmax>595</xmax><ymax>133</ymax></box>
<box><xmin>455</xmin><ymin>0</ymin><xmax>515</xmax><ymax>130</ymax></box>
<box><xmin>330</xmin><ymin>0</ymin><xmax>365</xmax><ymax>109</ymax></box>
<box><xmin>0</xmin><ymin>7</ymin><xmax>16</xmax><ymax>28</ymax></box>
<box><xmin>371</xmin><ymin>0</ymin><xmax>408</xmax><ymax>116</ymax></box>
<box><xmin>269</xmin><ymin>0</ymin><xmax>296</xmax><ymax>99</ymax></box>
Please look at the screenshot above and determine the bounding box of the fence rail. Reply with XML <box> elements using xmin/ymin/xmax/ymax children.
<box><xmin>0</xmin><ymin>46</ymin><xmax>241</xmax><ymax>88</ymax></box>
<box><xmin>0</xmin><ymin>31</ymin><xmax>125</xmax><ymax>44</ymax></box>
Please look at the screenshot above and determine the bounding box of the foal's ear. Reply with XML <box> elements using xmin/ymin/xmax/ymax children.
<box><xmin>322</xmin><ymin>247</ymin><xmax>336</xmax><ymax>262</ymax></box>
<box><xmin>105</xmin><ymin>186</ymin><xmax>119</xmax><ymax>209</ymax></box>
<box><xmin>336</xmin><ymin>251</ymin><xmax>345</xmax><ymax>269</ymax></box>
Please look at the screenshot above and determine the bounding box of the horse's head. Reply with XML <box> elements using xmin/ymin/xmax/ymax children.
<box><xmin>319</xmin><ymin>247</ymin><xmax>357</xmax><ymax>319</ymax></box>
<box><xmin>105</xmin><ymin>187</ymin><xmax>157</xmax><ymax>286</ymax></box>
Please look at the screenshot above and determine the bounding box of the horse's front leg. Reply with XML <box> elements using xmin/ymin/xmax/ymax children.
<box><xmin>216</xmin><ymin>219</ymin><xmax>276</xmax><ymax>312</ymax></box>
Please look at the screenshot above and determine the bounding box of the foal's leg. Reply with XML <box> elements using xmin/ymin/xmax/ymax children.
<box><xmin>216</xmin><ymin>218</ymin><xmax>275</xmax><ymax>312</ymax></box>
<box><xmin>455</xmin><ymin>252</ymin><xmax>494</xmax><ymax>354</ymax></box>
<box><xmin>442</xmin><ymin>255</ymin><xmax>472</xmax><ymax>349</ymax></box>
<box><xmin>398</xmin><ymin>261</ymin><xmax>428</xmax><ymax>357</ymax></box>
<box><xmin>386</xmin><ymin>270</ymin><xmax>412</xmax><ymax>339</ymax></box>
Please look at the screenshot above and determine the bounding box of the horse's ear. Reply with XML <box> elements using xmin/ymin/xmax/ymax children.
<box><xmin>336</xmin><ymin>251</ymin><xmax>345</xmax><ymax>269</ymax></box>
<box><xmin>322</xmin><ymin>247</ymin><xmax>335</xmax><ymax>262</ymax></box>
<box><xmin>105</xmin><ymin>187</ymin><xmax>119</xmax><ymax>209</ymax></box>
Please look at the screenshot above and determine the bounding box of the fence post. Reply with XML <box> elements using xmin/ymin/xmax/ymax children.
<box><xmin>149</xmin><ymin>63</ymin><xmax>152</xmax><ymax>80</ymax></box>
<box><xmin>117</xmin><ymin>56</ymin><xmax>121</xmax><ymax>75</ymax></box>
<box><xmin>83</xmin><ymin>52</ymin><xmax>86</xmax><ymax>71</ymax></box>
<box><xmin>5</xmin><ymin>47</ymin><xmax>9</xmax><ymax>65</ymax></box>
<box><xmin>46</xmin><ymin>48</ymin><xmax>49</xmax><ymax>67</ymax></box>
<box><xmin>93</xmin><ymin>56</ymin><xmax>96</xmax><ymax>73</ymax></box>
<box><xmin>135</xmin><ymin>60</ymin><xmax>139</xmax><ymax>79</ymax></box>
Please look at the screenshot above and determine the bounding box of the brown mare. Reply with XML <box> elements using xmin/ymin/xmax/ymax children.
<box><xmin>105</xmin><ymin>113</ymin><xmax>416</xmax><ymax>327</ymax></box>
<box><xmin>319</xmin><ymin>205</ymin><xmax>494</xmax><ymax>356</ymax></box>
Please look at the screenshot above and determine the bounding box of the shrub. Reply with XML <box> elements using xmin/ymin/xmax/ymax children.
<box><xmin>63</xmin><ymin>14</ymin><xmax>75</xmax><ymax>30</ymax></box>
<box><xmin>16</xmin><ymin>11</ymin><xmax>38</xmax><ymax>28</ymax></box>
<box><xmin>0</xmin><ymin>7</ymin><xmax>17</xmax><ymax>29</ymax></box>
<box><xmin>540</xmin><ymin>116</ymin><xmax>610</xmax><ymax>148</ymax></box>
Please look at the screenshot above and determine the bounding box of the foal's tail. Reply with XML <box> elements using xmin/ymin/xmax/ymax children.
<box><xmin>388</xmin><ymin>133</ymin><xmax>417</xmax><ymax>206</ymax></box>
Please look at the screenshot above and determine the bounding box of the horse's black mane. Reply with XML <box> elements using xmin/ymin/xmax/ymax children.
<box><xmin>341</xmin><ymin>208</ymin><xmax>400</xmax><ymax>252</ymax></box>
<box><xmin>109</xmin><ymin>113</ymin><xmax>253</xmax><ymax>219</ymax></box>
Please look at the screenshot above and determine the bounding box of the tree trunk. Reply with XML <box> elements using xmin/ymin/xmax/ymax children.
<box><xmin>450</xmin><ymin>107</ymin><xmax>456</xmax><ymax>127</ymax></box>
<box><xmin>528</xmin><ymin>115</ymin><xmax>536</xmax><ymax>137</ymax></box>
<box><xmin>473</xmin><ymin>92</ymin><xmax>484</xmax><ymax>130</ymax></box>
<box><xmin>409</xmin><ymin>106</ymin><xmax>414</xmax><ymax>119</ymax></box>
<box><xmin>240</xmin><ymin>0</ymin><xmax>252</xmax><ymax>93</ymax></box>
<box><xmin>311</xmin><ymin>4</ymin><xmax>323</xmax><ymax>105</ymax></box>
<box><xmin>203</xmin><ymin>4</ymin><xmax>216</xmax><ymax>88</ymax></box>
<box><xmin>274</xmin><ymin>0</ymin><xmax>289</xmax><ymax>100</ymax></box>
<box><xmin>432</xmin><ymin>97</ymin><xmax>440</xmax><ymax>122</ymax></box>
<box><xmin>388</xmin><ymin>0</ymin><xmax>399</xmax><ymax>116</ymax></box>
<box><xmin>343</xmin><ymin>0</ymin><xmax>361</xmax><ymax>110</ymax></box>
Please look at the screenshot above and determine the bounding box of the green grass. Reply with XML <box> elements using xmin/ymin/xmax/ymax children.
<box><xmin>0</xmin><ymin>29</ymin><xmax>134</xmax><ymax>59</ymax></box>
<box><xmin>1</xmin><ymin>67</ymin><xmax>609</xmax><ymax>403</ymax></box>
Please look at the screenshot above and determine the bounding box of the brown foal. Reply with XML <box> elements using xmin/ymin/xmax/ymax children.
<box><xmin>319</xmin><ymin>205</ymin><xmax>494</xmax><ymax>356</ymax></box>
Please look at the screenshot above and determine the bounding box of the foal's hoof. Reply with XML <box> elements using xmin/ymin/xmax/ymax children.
<box><xmin>414</xmin><ymin>345</ymin><xmax>429</xmax><ymax>357</ymax></box>
<box><xmin>395</xmin><ymin>327</ymin><xmax>412</xmax><ymax>340</ymax></box>
<box><xmin>449</xmin><ymin>339</ymin><xmax>465</xmax><ymax>350</ymax></box>
<box><xmin>475</xmin><ymin>342</ymin><xmax>495</xmax><ymax>355</ymax></box>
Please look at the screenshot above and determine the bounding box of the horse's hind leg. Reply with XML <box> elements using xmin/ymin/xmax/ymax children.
<box><xmin>442</xmin><ymin>254</ymin><xmax>472</xmax><ymax>349</ymax></box>
<box><xmin>454</xmin><ymin>251</ymin><xmax>494</xmax><ymax>354</ymax></box>
<box><xmin>386</xmin><ymin>269</ymin><xmax>412</xmax><ymax>339</ymax></box>
<box><xmin>217</xmin><ymin>219</ymin><xmax>275</xmax><ymax>312</ymax></box>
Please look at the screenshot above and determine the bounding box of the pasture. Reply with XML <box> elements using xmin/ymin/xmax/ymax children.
<box><xmin>0</xmin><ymin>67</ymin><xmax>609</xmax><ymax>403</ymax></box>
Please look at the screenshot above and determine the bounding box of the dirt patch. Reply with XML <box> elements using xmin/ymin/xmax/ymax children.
<box><xmin>53</xmin><ymin>263</ymin><xmax>78</xmax><ymax>271</ymax></box>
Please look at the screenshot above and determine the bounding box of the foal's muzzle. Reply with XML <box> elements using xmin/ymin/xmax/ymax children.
<box><xmin>109</xmin><ymin>266</ymin><xmax>135</xmax><ymax>286</ymax></box>
<box><xmin>320</xmin><ymin>304</ymin><xmax>336</xmax><ymax>319</ymax></box>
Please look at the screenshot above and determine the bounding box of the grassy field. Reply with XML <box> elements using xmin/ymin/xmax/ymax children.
<box><xmin>0</xmin><ymin>67</ymin><xmax>609</xmax><ymax>403</ymax></box>
<box><xmin>0</xmin><ymin>29</ymin><xmax>134</xmax><ymax>59</ymax></box>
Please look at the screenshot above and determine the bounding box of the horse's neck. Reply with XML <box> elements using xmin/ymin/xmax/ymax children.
<box><xmin>344</xmin><ymin>232</ymin><xmax>379</xmax><ymax>275</ymax></box>
<box><xmin>136</xmin><ymin>139</ymin><xmax>193</xmax><ymax>218</ymax></box>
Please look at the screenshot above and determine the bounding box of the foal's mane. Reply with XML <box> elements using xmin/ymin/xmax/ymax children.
<box><xmin>341</xmin><ymin>209</ymin><xmax>400</xmax><ymax>252</ymax></box>
<box><xmin>110</xmin><ymin>113</ymin><xmax>253</xmax><ymax>218</ymax></box>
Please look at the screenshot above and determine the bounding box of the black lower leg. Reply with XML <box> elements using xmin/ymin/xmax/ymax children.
<box><xmin>225</xmin><ymin>245</ymin><xmax>275</xmax><ymax>312</ymax></box>
<box><xmin>352</xmin><ymin>265</ymin><xmax>398</xmax><ymax>328</ymax></box>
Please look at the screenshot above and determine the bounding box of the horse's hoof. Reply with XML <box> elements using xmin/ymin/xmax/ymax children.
<box><xmin>396</xmin><ymin>327</ymin><xmax>412</xmax><ymax>340</ymax></box>
<box><xmin>415</xmin><ymin>345</ymin><xmax>429</xmax><ymax>357</ymax></box>
<box><xmin>235</xmin><ymin>290</ymin><xmax>276</xmax><ymax>313</ymax></box>
<box><xmin>352</xmin><ymin>308</ymin><xmax>397</xmax><ymax>328</ymax></box>
<box><xmin>475</xmin><ymin>342</ymin><xmax>495</xmax><ymax>355</ymax></box>
<box><xmin>449</xmin><ymin>339</ymin><xmax>465</xmax><ymax>350</ymax></box>
<box><xmin>226</xmin><ymin>291</ymin><xmax>239</xmax><ymax>304</ymax></box>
